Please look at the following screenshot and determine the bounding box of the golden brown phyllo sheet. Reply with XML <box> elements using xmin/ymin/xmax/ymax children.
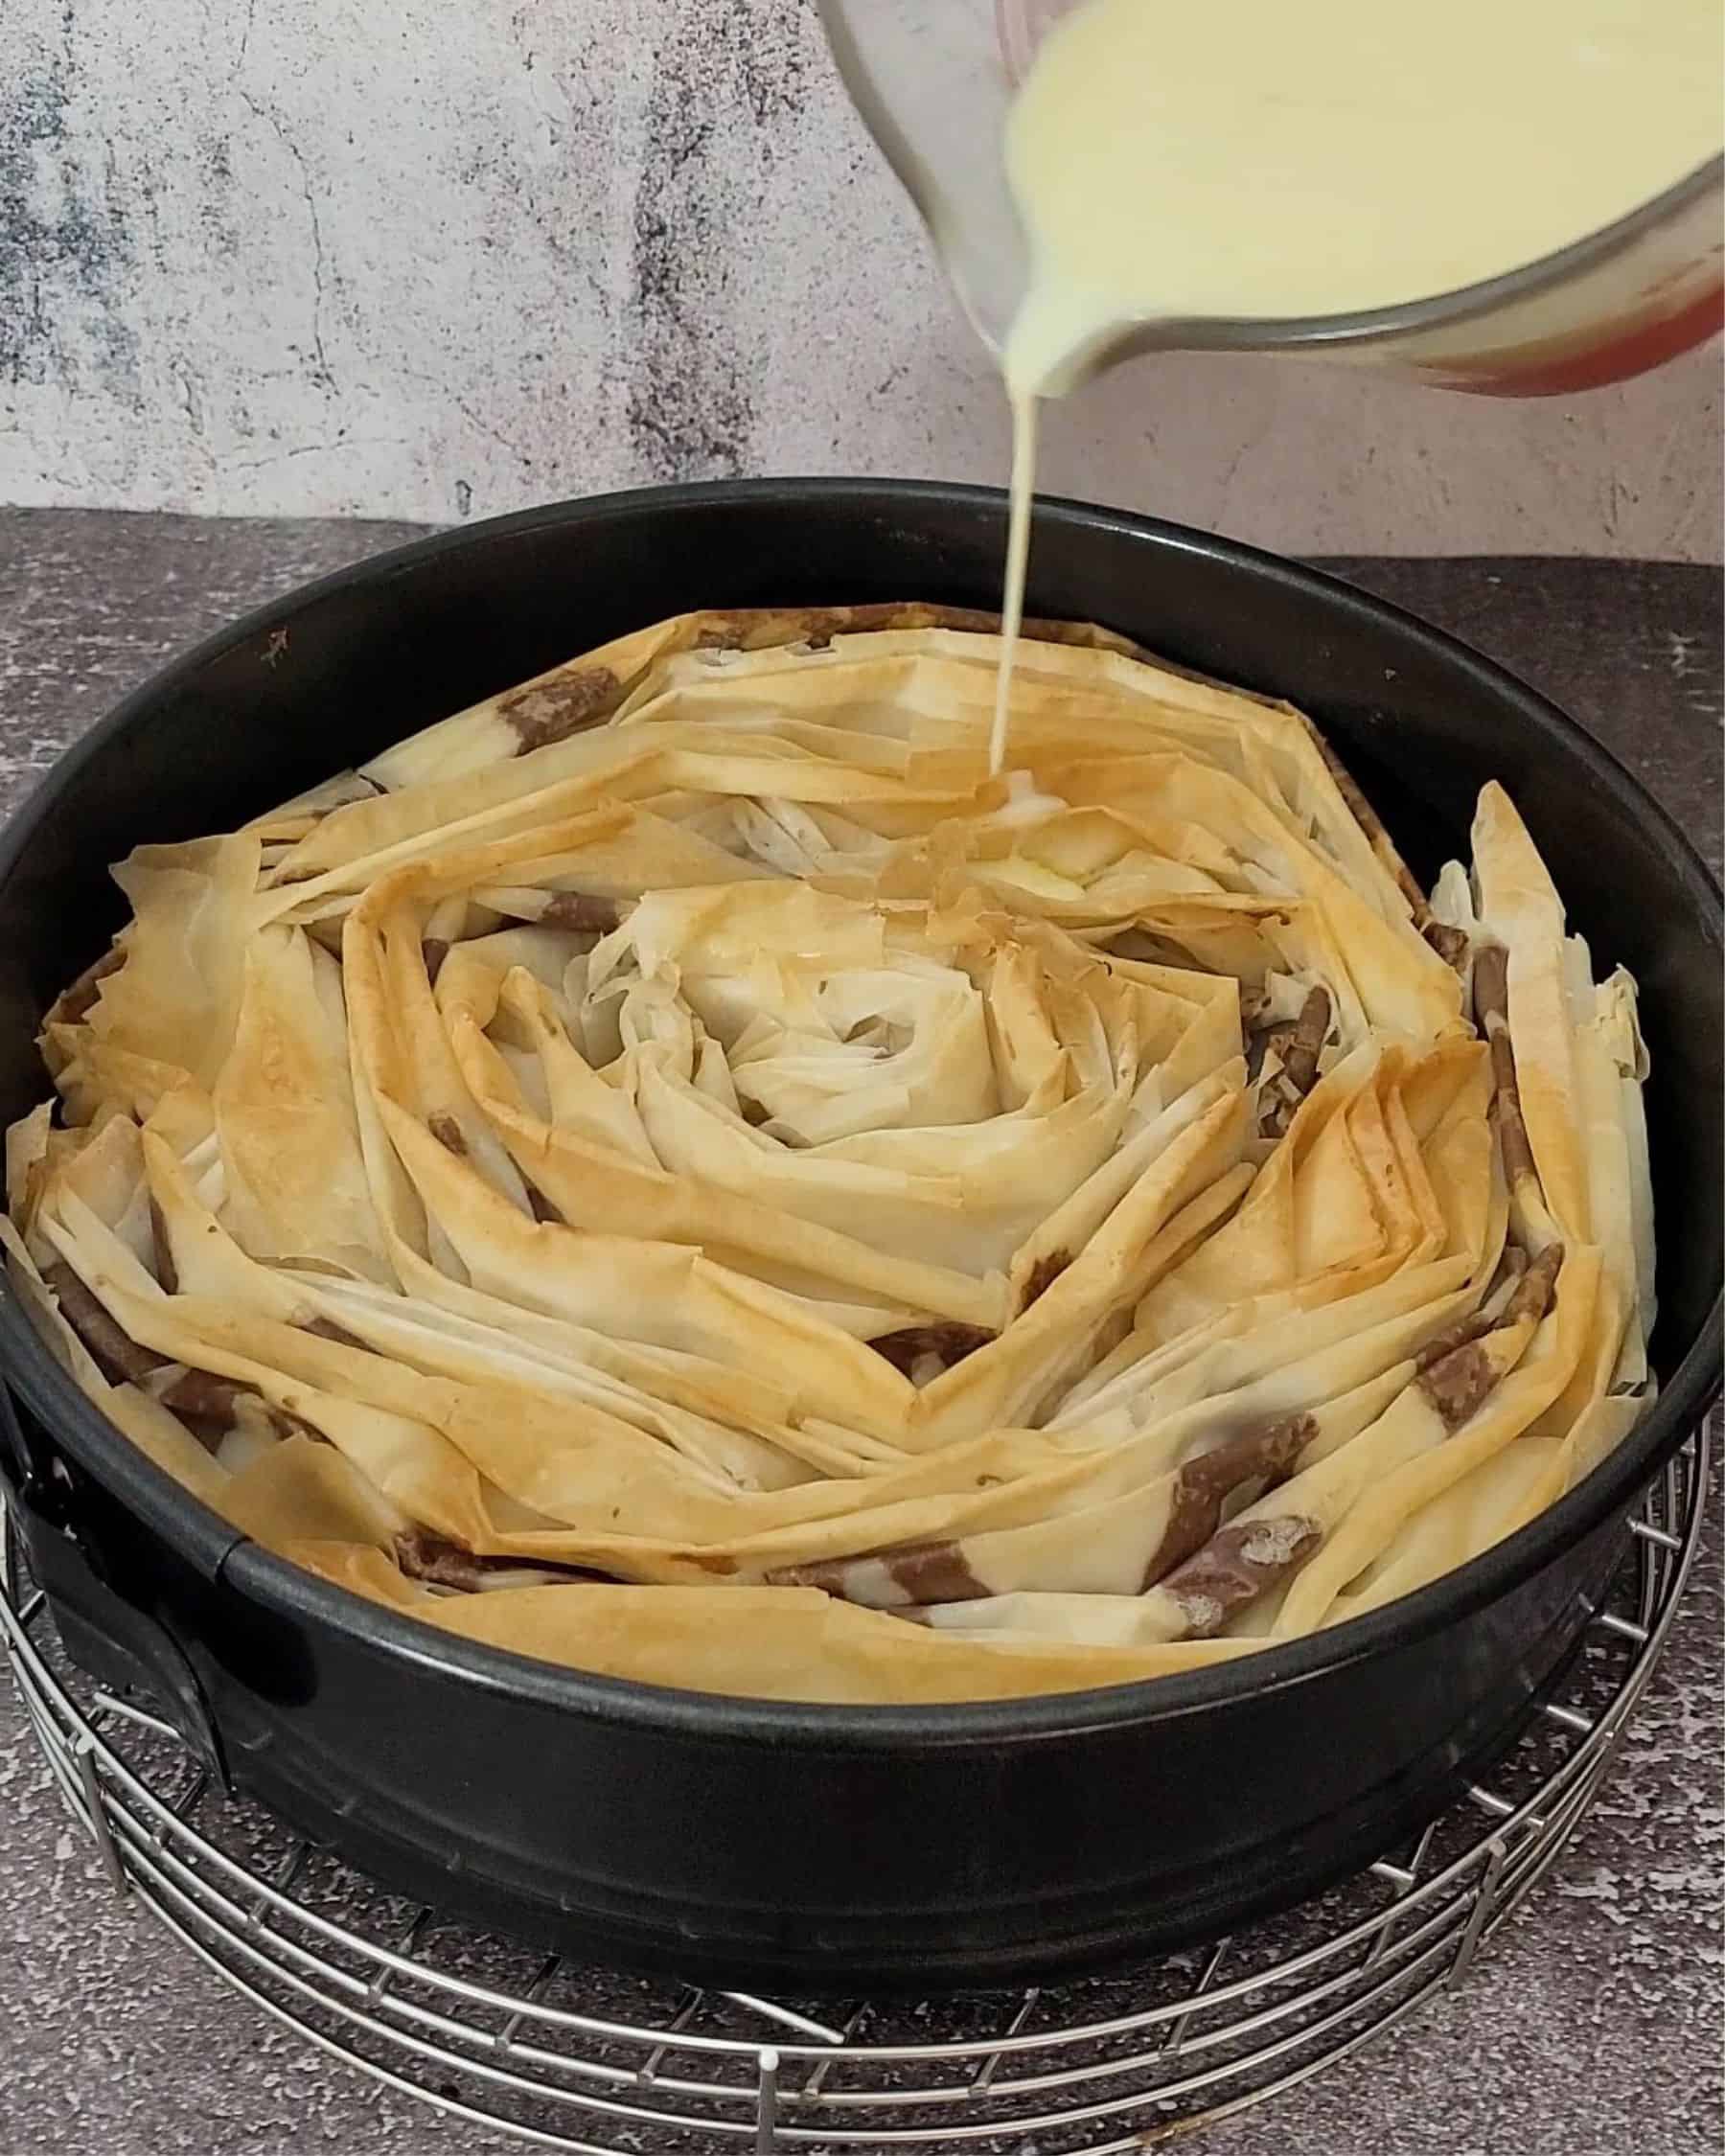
<box><xmin>2</xmin><ymin>607</ymin><xmax>1657</xmax><ymax>1703</ymax></box>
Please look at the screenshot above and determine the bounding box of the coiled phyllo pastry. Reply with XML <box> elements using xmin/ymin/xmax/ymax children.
<box><xmin>3</xmin><ymin>607</ymin><xmax>1656</xmax><ymax>1702</ymax></box>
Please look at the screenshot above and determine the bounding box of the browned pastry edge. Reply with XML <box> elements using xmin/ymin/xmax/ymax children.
<box><xmin>148</xmin><ymin>1197</ymin><xmax>179</xmax><ymax>1296</ymax></box>
<box><xmin>1257</xmin><ymin>984</ymin><xmax>1332</xmax><ymax>1138</ymax></box>
<box><xmin>866</xmin><ymin>1322</ymin><xmax>995</xmax><ymax>1377</ymax></box>
<box><xmin>1471</xmin><ymin>942</ymin><xmax>1541</xmax><ymax>1203</ymax></box>
<box><xmin>298</xmin><ymin>1315</ymin><xmax>374</xmax><ymax>1352</ymax></box>
<box><xmin>1423</xmin><ymin>920</ymin><xmax>1469</xmax><ymax>970</ymax></box>
<box><xmin>41</xmin><ymin>1262</ymin><xmax>168</xmax><ymax>1385</ymax></box>
<box><xmin>538</xmin><ymin>891</ymin><xmax>623</xmax><ymax>933</ymax></box>
<box><xmin>499</xmin><ymin>667</ymin><xmax>621</xmax><ymax>752</ymax></box>
<box><xmin>1414</xmin><ymin>1243</ymin><xmax>1562</xmax><ymax>1431</ymax></box>
<box><xmin>1160</xmin><ymin>1513</ymin><xmax>1324</xmax><ymax>1639</ymax></box>
<box><xmin>1139</xmin><ymin>1412</ymin><xmax>1318</xmax><ymax>1590</ymax></box>
<box><xmin>1019</xmin><ymin>1250</ymin><xmax>1070</xmax><ymax>1309</ymax></box>
<box><xmin>770</xmin><ymin>1533</ymin><xmax>990</xmax><ymax>1605</ymax></box>
<box><xmin>156</xmin><ymin>1367</ymin><xmax>326</xmax><ymax>1452</ymax></box>
<box><xmin>392</xmin><ymin>1527</ymin><xmax>610</xmax><ymax>1593</ymax></box>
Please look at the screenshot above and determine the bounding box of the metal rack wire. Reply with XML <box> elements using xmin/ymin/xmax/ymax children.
<box><xmin>0</xmin><ymin>1428</ymin><xmax>1708</xmax><ymax>2155</ymax></box>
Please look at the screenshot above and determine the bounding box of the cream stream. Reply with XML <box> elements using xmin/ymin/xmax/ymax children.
<box><xmin>988</xmin><ymin>394</ymin><xmax>1040</xmax><ymax>780</ymax></box>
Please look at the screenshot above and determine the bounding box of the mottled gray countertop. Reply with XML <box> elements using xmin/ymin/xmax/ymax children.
<box><xmin>0</xmin><ymin>511</ymin><xmax>1719</xmax><ymax>2156</ymax></box>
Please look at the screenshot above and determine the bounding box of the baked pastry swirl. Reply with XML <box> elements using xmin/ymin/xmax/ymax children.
<box><xmin>3</xmin><ymin>606</ymin><xmax>1655</xmax><ymax>1702</ymax></box>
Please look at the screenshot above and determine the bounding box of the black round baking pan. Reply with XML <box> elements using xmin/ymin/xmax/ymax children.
<box><xmin>0</xmin><ymin>482</ymin><xmax>1718</xmax><ymax>1991</ymax></box>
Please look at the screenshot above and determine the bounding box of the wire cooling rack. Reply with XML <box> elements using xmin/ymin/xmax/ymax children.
<box><xmin>0</xmin><ymin>1428</ymin><xmax>1708</xmax><ymax>2156</ymax></box>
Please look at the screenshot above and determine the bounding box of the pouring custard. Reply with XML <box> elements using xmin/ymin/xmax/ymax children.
<box><xmin>987</xmin><ymin>0</ymin><xmax>1725</xmax><ymax>770</ymax></box>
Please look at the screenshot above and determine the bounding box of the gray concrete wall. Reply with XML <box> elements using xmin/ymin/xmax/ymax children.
<box><xmin>3</xmin><ymin>0</ymin><xmax>1719</xmax><ymax>557</ymax></box>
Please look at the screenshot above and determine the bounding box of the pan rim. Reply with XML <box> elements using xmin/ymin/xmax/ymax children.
<box><xmin>1</xmin><ymin>476</ymin><xmax>1717</xmax><ymax>1747</ymax></box>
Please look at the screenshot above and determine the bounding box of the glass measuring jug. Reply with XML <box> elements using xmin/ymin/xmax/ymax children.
<box><xmin>818</xmin><ymin>0</ymin><xmax>1723</xmax><ymax>397</ymax></box>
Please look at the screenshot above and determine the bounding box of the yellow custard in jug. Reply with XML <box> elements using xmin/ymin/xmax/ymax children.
<box><xmin>987</xmin><ymin>0</ymin><xmax>1723</xmax><ymax>771</ymax></box>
